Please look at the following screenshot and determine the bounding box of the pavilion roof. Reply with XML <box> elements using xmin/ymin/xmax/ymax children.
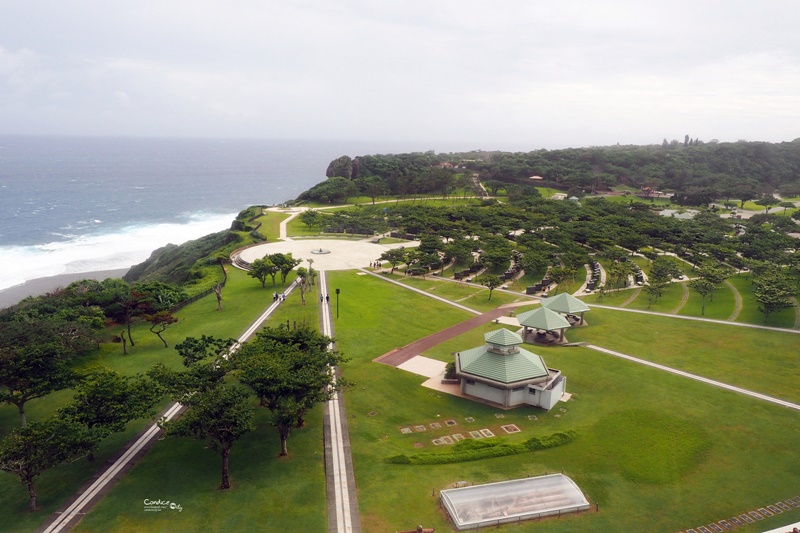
<box><xmin>516</xmin><ymin>307</ymin><xmax>571</xmax><ymax>331</ymax></box>
<box><xmin>540</xmin><ymin>293</ymin><xmax>590</xmax><ymax>314</ymax></box>
<box><xmin>484</xmin><ymin>328</ymin><xmax>523</xmax><ymax>347</ymax></box>
<box><xmin>458</xmin><ymin>345</ymin><xmax>548</xmax><ymax>384</ymax></box>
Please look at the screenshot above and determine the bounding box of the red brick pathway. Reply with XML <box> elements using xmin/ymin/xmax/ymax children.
<box><xmin>374</xmin><ymin>306</ymin><xmax>512</xmax><ymax>367</ymax></box>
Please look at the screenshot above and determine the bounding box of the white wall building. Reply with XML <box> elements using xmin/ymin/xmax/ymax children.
<box><xmin>455</xmin><ymin>329</ymin><xmax>566</xmax><ymax>410</ymax></box>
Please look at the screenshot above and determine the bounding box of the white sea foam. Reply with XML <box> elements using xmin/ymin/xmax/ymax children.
<box><xmin>0</xmin><ymin>212</ymin><xmax>237</xmax><ymax>291</ymax></box>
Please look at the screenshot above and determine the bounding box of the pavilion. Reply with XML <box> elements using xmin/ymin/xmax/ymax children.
<box><xmin>516</xmin><ymin>306</ymin><xmax>571</xmax><ymax>344</ymax></box>
<box><xmin>541</xmin><ymin>293</ymin><xmax>590</xmax><ymax>325</ymax></box>
<box><xmin>454</xmin><ymin>329</ymin><xmax>566</xmax><ymax>410</ymax></box>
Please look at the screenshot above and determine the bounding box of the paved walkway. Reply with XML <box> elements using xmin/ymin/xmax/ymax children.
<box><xmin>319</xmin><ymin>271</ymin><xmax>360</xmax><ymax>533</ymax></box>
<box><xmin>375</xmin><ymin>306</ymin><xmax>511</xmax><ymax>367</ymax></box>
<box><xmin>724</xmin><ymin>279</ymin><xmax>743</xmax><ymax>321</ymax></box>
<box><xmin>38</xmin><ymin>282</ymin><xmax>299</xmax><ymax>533</ymax></box>
<box><xmin>670</xmin><ymin>281</ymin><xmax>690</xmax><ymax>314</ymax></box>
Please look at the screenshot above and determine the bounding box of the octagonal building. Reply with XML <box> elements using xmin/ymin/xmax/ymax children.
<box><xmin>454</xmin><ymin>329</ymin><xmax>566</xmax><ymax>410</ymax></box>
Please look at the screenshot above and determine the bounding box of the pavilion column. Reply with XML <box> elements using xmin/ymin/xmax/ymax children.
<box><xmin>559</xmin><ymin>328</ymin><xmax>564</xmax><ymax>342</ymax></box>
<box><xmin>580</xmin><ymin>311</ymin><xmax>585</xmax><ymax>325</ymax></box>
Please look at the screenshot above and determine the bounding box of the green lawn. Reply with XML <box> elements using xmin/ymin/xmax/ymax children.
<box><xmin>5</xmin><ymin>263</ymin><xmax>800</xmax><ymax>532</ymax></box>
<box><xmin>330</xmin><ymin>279</ymin><xmax>800</xmax><ymax>532</ymax></box>
<box><xmin>390</xmin><ymin>274</ymin><xmax>530</xmax><ymax>312</ymax></box>
<box><xmin>678</xmin><ymin>281</ymin><xmax>737</xmax><ymax>320</ymax></box>
<box><xmin>566</xmin><ymin>307</ymin><xmax>800</xmax><ymax>403</ymax></box>
<box><xmin>73</xmin><ymin>403</ymin><xmax>326</xmax><ymax>533</ymax></box>
<box><xmin>252</xmin><ymin>210</ymin><xmax>292</xmax><ymax>241</ymax></box>
<box><xmin>727</xmin><ymin>275</ymin><xmax>798</xmax><ymax>328</ymax></box>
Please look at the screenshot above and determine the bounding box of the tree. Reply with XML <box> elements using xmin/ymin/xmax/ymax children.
<box><xmin>478</xmin><ymin>274</ymin><xmax>502</xmax><ymax>300</ymax></box>
<box><xmin>778</xmin><ymin>201</ymin><xmax>795</xmax><ymax>215</ymax></box>
<box><xmin>299</xmin><ymin>209</ymin><xmax>324</xmax><ymax>232</ymax></box>
<box><xmin>753</xmin><ymin>269</ymin><xmax>796</xmax><ymax>322</ymax></box>
<box><xmin>644</xmin><ymin>277</ymin><xmax>670</xmax><ymax>308</ymax></box>
<box><xmin>380</xmin><ymin>248</ymin><xmax>407</xmax><ymax>273</ymax></box>
<box><xmin>0</xmin><ymin>340</ymin><xmax>77</xmax><ymax>427</ymax></box>
<box><xmin>548</xmin><ymin>266</ymin><xmax>575</xmax><ymax>293</ymax></box>
<box><xmin>148</xmin><ymin>336</ymin><xmax>236</xmax><ymax>397</ymax></box>
<box><xmin>144</xmin><ymin>311</ymin><xmax>178</xmax><ymax>348</ymax></box>
<box><xmin>160</xmin><ymin>384</ymin><xmax>254</xmax><ymax>490</ymax></box>
<box><xmin>361</xmin><ymin>175</ymin><xmax>388</xmax><ymax>204</ymax></box>
<box><xmin>755</xmin><ymin>195</ymin><xmax>780</xmax><ymax>213</ymax></box>
<box><xmin>0</xmin><ymin>417</ymin><xmax>99</xmax><ymax>511</ymax></box>
<box><xmin>248</xmin><ymin>257</ymin><xmax>278</xmax><ymax>288</ymax></box>
<box><xmin>696</xmin><ymin>260</ymin><xmax>730</xmax><ymax>302</ymax></box>
<box><xmin>58</xmin><ymin>370</ymin><xmax>160</xmax><ymax>461</ymax></box>
<box><xmin>269</xmin><ymin>253</ymin><xmax>302</xmax><ymax>285</ymax></box>
<box><xmin>650</xmin><ymin>256</ymin><xmax>682</xmax><ymax>282</ymax></box>
<box><xmin>233</xmin><ymin>326</ymin><xmax>348</xmax><ymax>456</ymax></box>
<box><xmin>445</xmin><ymin>238</ymin><xmax>475</xmax><ymax>268</ymax></box>
<box><xmin>688</xmin><ymin>278</ymin><xmax>715</xmax><ymax>315</ymax></box>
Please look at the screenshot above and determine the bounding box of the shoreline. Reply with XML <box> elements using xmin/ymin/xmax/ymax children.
<box><xmin>0</xmin><ymin>268</ymin><xmax>130</xmax><ymax>309</ymax></box>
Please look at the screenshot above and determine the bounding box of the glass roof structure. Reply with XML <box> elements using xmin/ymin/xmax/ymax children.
<box><xmin>440</xmin><ymin>474</ymin><xmax>590</xmax><ymax>530</ymax></box>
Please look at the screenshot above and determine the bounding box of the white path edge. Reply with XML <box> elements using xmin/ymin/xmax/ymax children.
<box><xmin>42</xmin><ymin>282</ymin><xmax>299</xmax><ymax>533</ymax></box>
<box><xmin>319</xmin><ymin>270</ymin><xmax>355</xmax><ymax>533</ymax></box>
<box><xmin>587</xmin><ymin>345</ymin><xmax>800</xmax><ymax>411</ymax></box>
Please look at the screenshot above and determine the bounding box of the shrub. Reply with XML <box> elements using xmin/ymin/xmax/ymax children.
<box><xmin>385</xmin><ymin>431</ymin><xmax>577</xmax><ymax>465</ymax></box>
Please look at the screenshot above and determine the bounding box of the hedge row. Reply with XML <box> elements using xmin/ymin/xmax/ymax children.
<box><xmin>385</xmin><ymin>430</ymin><xmax>577</xmax><ymax>465</ymax></box>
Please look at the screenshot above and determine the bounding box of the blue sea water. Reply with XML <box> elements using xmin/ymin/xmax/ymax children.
<box><xmin>0</xmin><ymin>135</ymin><xmax>475</xmax><ymax>292</ymax></box>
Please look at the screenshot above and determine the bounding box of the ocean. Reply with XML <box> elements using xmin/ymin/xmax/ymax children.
<box><xmin>0</xmin><ymin>135</ymin><xmax>475</xmax><ymax>295</ymax></box>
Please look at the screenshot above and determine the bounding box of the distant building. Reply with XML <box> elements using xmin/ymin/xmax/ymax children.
<box><xmin>454</xmin><ymin>329</ymin><xmax>566</xmax><ymax>410</ymax></box>
<box><xmin>551</xmin><ymin>193</ymin><xmax>567</xmax><ymax>201</ymax></box>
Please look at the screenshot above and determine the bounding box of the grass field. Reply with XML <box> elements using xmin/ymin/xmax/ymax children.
<box><xmin>251</xmin><ymin>210</ymin><xmax>292</xmax><ymax>241</ymax></box>
<box><xmin>4</xmin><ymin>260</ymin><xmax>800</xmax><ymax>532</ymax></box>
<box><xmin>328</xmin><ymin>272</ymin><xmax>800</xmax><ymax>532</ymax></box>
<box><xmin>582</xmin><ymin>263</ymin><xmax>799</xmax><ymax>329</ymax></box>
<box><xmin>390</xmin><ymin>274</ymin><xmax>529</xmax><ymax>312</ymax></box>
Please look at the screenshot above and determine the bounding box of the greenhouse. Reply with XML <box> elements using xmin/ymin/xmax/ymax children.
<box><xmin>440</xmin><ymin>474</ymin><xmax>590</xmax><ymax>530</ymax></box>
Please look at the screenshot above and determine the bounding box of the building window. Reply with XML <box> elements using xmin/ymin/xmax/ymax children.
<box><xmin>512</xmin><ymin>386</ymin><xmax>524</xmax><ymax>392</ymax></box>
<box><xmin>466</xmin><ymin>379</ymin><xmax>476</xmax><ymax>385</ymax></box>
<box><xmin>528</xmin><ymin>389</ymin><xmax>536</xmax><ymax>395</ymax></box>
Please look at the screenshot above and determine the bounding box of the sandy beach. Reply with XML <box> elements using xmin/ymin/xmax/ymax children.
<box><xmin>0</xmin><ymin>268</ymin><xmax>130</xmax><ymax>309</ymax></box>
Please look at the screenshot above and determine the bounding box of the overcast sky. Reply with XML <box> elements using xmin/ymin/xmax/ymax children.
<box><xmin>1</xmin><ymin>1</ymin><xmax>799</xmax><ymax>149</ymax></box>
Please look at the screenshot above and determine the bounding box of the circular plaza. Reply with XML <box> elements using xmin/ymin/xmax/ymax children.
<box><xmin>236</xmin><ymin>238</ymin><xmax>418</xmax><ymax>271</ymax></box>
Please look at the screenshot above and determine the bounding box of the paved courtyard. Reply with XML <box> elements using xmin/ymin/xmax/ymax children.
<box><xmin>238</xmin><ymin>238</ymin><xmax>418</xmax><ymax>270</ymax></box>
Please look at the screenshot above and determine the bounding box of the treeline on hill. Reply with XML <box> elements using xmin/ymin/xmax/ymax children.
<box><xmin>124</xmin><ymin>206</ymin><xmax>267</xmax><ymax>289</ymax></box>
<box><xmin>295</xmin><ymin>138</ymin><xmax>800</xmax><ymax>205</ymax></box>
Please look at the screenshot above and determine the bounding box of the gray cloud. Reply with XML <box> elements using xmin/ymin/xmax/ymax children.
<box><xmin>1</xmin><ymin>0</ymin><xmax>799</xmax><ymax>148</ymax></box>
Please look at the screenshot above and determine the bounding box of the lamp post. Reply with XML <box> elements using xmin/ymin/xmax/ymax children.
<box><xmin>335</xmin><ymin>288</ymin><xmax>340</xmax><ymax>319</ymax></box>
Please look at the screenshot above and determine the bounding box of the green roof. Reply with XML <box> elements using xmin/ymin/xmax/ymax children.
<box><xmin>516</xmin><ymin>307</ymin><xmax>571</xmax><ymax>331</ymax></box>
<box><xmin>458</xmin><ymin>345</ymin><xmax>548</xmax><ymax>384</ymax></box>
<box><xmin>540</xmin><ymin>293</ymin><xmax>590</xmax><ymax>314</ymax></box>
<box><xmin>484</xmin><ymin>328</ymin><xmax>522</xmax><ymax>347</ymax></box>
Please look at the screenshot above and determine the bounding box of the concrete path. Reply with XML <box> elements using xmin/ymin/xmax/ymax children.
<box><xmin>319</xmin><ymin>271</ymin><xmax>360</xmax><ymax>533</ymax></box>
<box><xmin>587</xmin><ymin>345</ymin><xmax>800</xmax><ymax>411</ymax></box>
<box><xmin>670</xmin><ymin>281</ymin><xmax>690</xmax><ymax>314</ymax></box>
<box><xmin>39</xmin><ymin>282</ymin><xmax>299</xmax><ymax>533</ymax></box>
<box><xmin>360</xmin><ymin>268</ymin><xmax>483</xmax><ymax>316</ymax></box>
<box><xmin>724</xmin><ymin>280</ymin><xmax>743</xmax><ymax>321</ymax></box>
<box><xmin>619</xmin><ymin>287</ymin><xmax>641</xmax><ymax>307</ymax></box>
